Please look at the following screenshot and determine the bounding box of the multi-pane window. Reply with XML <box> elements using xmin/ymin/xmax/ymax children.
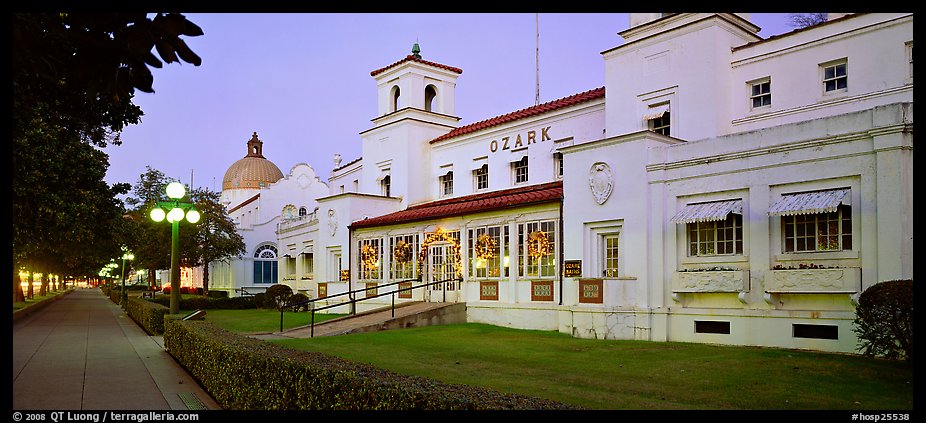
<box><xmin>474</xmin><ymin>164</ymin><xmax>489</xmax><ymax>191</ymax></box>
<box><xmin>440</xmin><ymin>171</ymin><xmax>453</xmax><ymax>196</ymax></box>
<box><xmin>389</xmin><ymin>235</ymin><xmax>417</xmax><ymax>280</ymax></box>
<box><xmin>602</xmin><ymin>234</ymin><xmax>619</xmax><ymax>278</ymax></box>
<box><xmin>381</xmin><ymin>175</ymin><xmax>391</xmax><ymax>197</ymax></box>
<box><xmin>823</xmin><ymin>61</ymin><xmax>848</xmax><ymax>92</ymax></box>
<box><xmin>252</xmin><ymin>244</ymin><xmax>278</xmax><ymax>284</ymax></box>
<box><xmin>518</xmin><ymin>220</ymin><xmax>557</xmax><ymax>278</ymax></box>
<box><xmin>907</xmin><ymin>42</ymin><xmax>914</xmax><ymax>80</ymax></box>
<box><xmin>750</xmin><ymin>79</ymin><xmax>771</xmax><ymax>108</ymax></box>
<box><xmin>301</xmin><ymin>252</ymin><xmax>313</xmax><ymax>280</ymax></box>
<box><xmin>553</xmin><ymin>152</ymin><xmax>564</xmax><ymax>179</ymax></box>
<box><xmin>650</xmin><ymin>111</ymin><xmax>670</xmax><ymax>136</ymax></box>
<box><xmin>468</xmin><ymin>225</ymin><xmax>504</xmax><ymax>278</ymax></box>
<box><xmin>783</xmin><ymin>205</ymin><xmax>852</xmax><ymax>252</ymax></box>
<box><xmin>358</xmin><ymin>238</ymin><xmax>382</xmax><ymax>280</ymax></box>
<box><xmin>687</xmin><ymin>214</ymin><xmax>744</xmax><ymax>256</ymax></box>
<box><xmin>513</xmin><ymin>156</ymin><xmax>529</xmax><ymax>184</ymax></box>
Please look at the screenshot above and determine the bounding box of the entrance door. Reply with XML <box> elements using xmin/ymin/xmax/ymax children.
<box><xmin>427</xmin><ymin>243</ymin><xmax>458</xmax><ymax>302</ymax></box>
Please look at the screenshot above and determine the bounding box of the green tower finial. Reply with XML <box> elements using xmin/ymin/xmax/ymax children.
<box><xmin>411</xmin><ymin>42</ymin><xmax>421</xmax><ymax>59</ymax></box>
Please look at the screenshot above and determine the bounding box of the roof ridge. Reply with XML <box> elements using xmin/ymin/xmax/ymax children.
<box><xmin>430</xmin><ymin>87</ymin><xmax>605</xmax><ymax>145</ymax></box>
<box><xmin>351</xmin><ymin>181</ymin><xmax>563</xmax><ymax>229</ymax></box>
<box><xmin>371</xmin><ymin>54</ymin><xmax>463</xmax><ymax>77</ymax></box>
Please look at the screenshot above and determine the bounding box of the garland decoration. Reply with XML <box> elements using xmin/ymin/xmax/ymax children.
<box><xmin>527</xmin><ymin>230</ymin><xmax>551</xmax><ymax>260</ymax></box>
<box><xmin>360</xmin><ymin>244</ymin><xmax>378</xmax><ymax>268</ymax></box>
<box><xmin>417</xmin><ymin>228</ymin><xmax>463</xmax><ymax>278</ymax></box>
<box><xmin>393</xmin><ymin>241</ymin><xmax>413</xmax><ymax>264</ymax></box>
<box><xmin>474</xmin><ymin>234</ymin><xmax>497</xmax><ymax>260</ymax></box>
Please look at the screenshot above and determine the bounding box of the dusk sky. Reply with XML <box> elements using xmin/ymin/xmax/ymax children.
<box><xmin>103</xmin><ymin>13</ymin><xmax>799</xmax><ymax>194</ymax></box>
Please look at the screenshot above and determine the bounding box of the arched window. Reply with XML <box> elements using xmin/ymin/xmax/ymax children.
<box><xmin>425</xmin><ymin>84</ymin><xmax>437</xmax><ymax>112</ymax></box>
<box><xmin>391</xmin><ymin>85</ymin><xmax>401</xmax><ymax>112</ymax></box>
<box><xmin>298</xmin><ymin>207</ymin><xmax>307</xmax><ymax>217</ymax></box>
<box><xmin>253</xmin><ymin>244</ymin><xmax>278</xmax><ymax>284</ymax></box>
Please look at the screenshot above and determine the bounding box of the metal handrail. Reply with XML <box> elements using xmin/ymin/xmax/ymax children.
<box><xmin>278</xmin><ymin>276</ymin><xmax>462</xmax><ymax>335</ymax></box>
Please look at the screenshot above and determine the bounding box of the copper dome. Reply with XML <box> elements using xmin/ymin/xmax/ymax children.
<box><xmin>222</xmin><ymin>132</ymin><xmax>284</xmax><ymax>191</ymax></box>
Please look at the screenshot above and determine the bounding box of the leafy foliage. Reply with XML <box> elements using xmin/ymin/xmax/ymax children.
<box><xmin>288</xmin><ymin>293</ymin><xmax>310</xmax><ymax>312</ymax></box>
<box><xmin>264</xmin><ymin>284</ymin><xmax>294</xmax><ymax>311</ymax></box>
<box><xmin>12</xmin><ymin>13</ymin><xmax>203</xmax><ymax>300</ymax></box>
<box><xmin>786</xmin><ymin>13</ymin><xmax>828</xmax><ymax>29</ymax></box>
<box><xmin>853</xmin><ymin>280</ymin><xmax>914</xmax><ymax>361</ymax></box>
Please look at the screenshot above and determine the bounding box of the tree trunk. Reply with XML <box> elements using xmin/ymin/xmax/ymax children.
<box><xmin>40</xmin><ymin>272</ymin><xmax>47</xmax><ymax>296</ymax></box>
<box><xmin>27</xmin><ymin>271</ymin><xmax>34</xmax><ymax>299</ymax></box>
<box><xmin>13</xmin><ymin>268</ymin><xmax>25</xmax><ymax>302</ymax></box>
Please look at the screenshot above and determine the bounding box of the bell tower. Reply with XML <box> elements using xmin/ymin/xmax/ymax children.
<box><xmin>362</xmin><ymin>44</ymin><xmax>464</xmax><ymax>206</ymax></box>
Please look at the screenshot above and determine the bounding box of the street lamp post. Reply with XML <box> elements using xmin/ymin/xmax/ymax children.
<box><xmin>150</xmin><ymin>181</ymin><xmax>201</xmax><ymax>314</ymax></box>
<box><xmin>119</xmin><ymin>247</ymin><xmax>135</xmax><ymax>305</ymax></box>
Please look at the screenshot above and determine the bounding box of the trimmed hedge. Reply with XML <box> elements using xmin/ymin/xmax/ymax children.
<box><xmin>124</xmin><ymin>296</ymin><xmax>170</xmax><ymax>335</ymax></box>
<box><xmin>147</xmin><ymin>294</ymin><xmax>257</xmax><ymax>310</ymax></box>
<box><xmin>164</xmin><ymin>318</ymin><xmax>581</xmax><ymax>410</ymax></box>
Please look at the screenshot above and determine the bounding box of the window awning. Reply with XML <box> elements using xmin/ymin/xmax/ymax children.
<box><xmin>298</xmin><ymin>245</ymin><xmax>313</xmax><ymax>255</ymax></box>
<box><xmin>768</xmin><ymin>188</ymin><xmax>850</xmax><ymax>216</ymax></box>
<box><xmin>670</xmin><ymin>199</ymin><xmax>743</xmax><ymax>224</ymax></box>
<box><xmin>643</xmin><ymin>104</ymin><xmax>670</xmax><ymax>120</ymax></box>
<box><xmin>376</xmin><ymin>171</ymin><xmax>390</xmax><ymax>182</ymax></box>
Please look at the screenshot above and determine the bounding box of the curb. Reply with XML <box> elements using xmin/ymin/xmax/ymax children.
<box><xmin>13</xmin><ymin>289</ymin><xmax>75</xmax><ymax>323</ymax></box>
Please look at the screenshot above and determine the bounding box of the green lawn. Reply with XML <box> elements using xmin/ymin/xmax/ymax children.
<box><xmin>191</xmin><ymin>308</ymin><xmax>346</xmax><ymax>333</ymax></box>
<box><xmin>268</xmin><ymin>323</ymin><xmax>913</xmax><ymax>410</ymax></box>
<box><xmin>13</xmin><ymin>289</ymin><xmax>69</xmax><ymax>311</ymax></box>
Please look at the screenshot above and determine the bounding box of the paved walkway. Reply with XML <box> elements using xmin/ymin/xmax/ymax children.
<box><xmin>12</xmin><ymin>288</ymin><xmax>221</xmax><ymax>411</ymax></box>
<box><xmin>253</xmin><ymin>301</ymin><xmax>461</xmax><ymax>340</ymax></box>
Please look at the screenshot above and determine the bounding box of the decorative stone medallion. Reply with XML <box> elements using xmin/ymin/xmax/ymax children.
<box><xmin>588</xmin><ymin>162</ymin><xmax>613</xmax><ymax>205</ymax></box>
<box><xmin>328</xmin><ymin>209</ymin><xmax>338</xmax><ymax>236</ymax></box>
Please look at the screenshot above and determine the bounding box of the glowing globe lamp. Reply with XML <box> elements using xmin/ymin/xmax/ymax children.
<box><xmin>185</xmin><ymin>209</ymin><xmax>201</xmax><ymax>224</ymax></box>
<box><xmin>150</xmin><ymin>208</ymin><xmax>166</xmax><ymax>222</ymax></box>
<box><xmin>166</xmin><ymin>182</ymin><xmax>186</xmax><ymax>199</ymax></box>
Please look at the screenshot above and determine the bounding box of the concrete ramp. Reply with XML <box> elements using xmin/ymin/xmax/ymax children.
<box><xmin>279</xmin><ymin>302</ymin><xmax>466</xmax><ymax>338</ymax></box>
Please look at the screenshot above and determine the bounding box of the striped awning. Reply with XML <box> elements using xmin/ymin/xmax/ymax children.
<box><xmin>643</xmin><ymin>103</ymin><xmax>670</xmax><ymax>120</ymax></box>
<box><xmin>670</xmin><ymin>199</ymin><xmax>743</xmax><ymax>224</ymax></box>
<box><xmin>768</xmin><ymin>189</ymin><xmax>849</xmax><ymax>216</ymax></box>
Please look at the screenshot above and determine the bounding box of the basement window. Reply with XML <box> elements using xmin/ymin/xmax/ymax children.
<box><xmin>792</xmin><ymin>324</ymin><xmax>838</xmax><ymax>340</ymax></box>
<box><xmin>695</xmin><ymin>320</ymin><xmax>731</xmax><ymax>334</ymax></box>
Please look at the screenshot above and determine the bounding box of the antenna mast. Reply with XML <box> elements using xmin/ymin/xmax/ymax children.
<box><xmin>535</xmin><ymin>13</ymin><xmax>540</xmax><ymax>106</ymax></box>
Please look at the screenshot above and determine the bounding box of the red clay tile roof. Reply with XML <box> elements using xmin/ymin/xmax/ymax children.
<box><xmin>350</xmin><ymin>181</ymin><xmax>563</xmax><ymax>229</ymax></box>
<box><xmin>370</xmin><ymin>55</ymin><xmax>463</xmax><ymax>77</ymax></box>
<box><xmin>429</xmin><ymin>87</ymin><xmax>605</xmax><ymax>145</ymax></box>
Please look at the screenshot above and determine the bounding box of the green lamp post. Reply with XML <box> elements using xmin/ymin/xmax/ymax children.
<box><xmin>149</xmin><ymin>181</ymin><xmax>201</xmax><ymax>314</ymax></box>
<box><xmin>119</xmin><ymin>247</ymin><xmax>135</xmax><ymax>304</ymax></box>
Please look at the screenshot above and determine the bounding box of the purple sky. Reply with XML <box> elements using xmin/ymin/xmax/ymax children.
<box><xmin>103</xmin><ymin>13</ymin><xmax>798</xmax><ymax>194</ymax></box>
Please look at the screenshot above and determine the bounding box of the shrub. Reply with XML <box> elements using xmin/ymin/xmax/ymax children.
<box><xmin>124</xmin><ymin>296</ymin><xmax>170</xmax><ymax>335</ymax></box>
<box><xmin>288</xmin><ymin>293</ymin><xmax>309</xmax><ymax>312</ymax></box>
<box><xmin>146</xmin><ymin>294</ymin><xmax>257</xmax><ymax>310</ymax></box>
<box><xmin>252</xmin><ymin>293</ymin><xmax>266</xmax><ymax>309</ymax></box>
<box><xmin>853</xmin><ymin>279</ymin><xmax>913</xmax><ymax>362</ymax></box>
<box><xmin>264</xmin><ymin>284</ymin><xmax>293</xmax><ymax>310</ymax></box>
<box><xmin>163</xmin><ymin>318</ymin><xmax>581</xmax><ymax>410</ymax></box>
<box><xmin>207</xmin><ymin>290</ymin><xmax>229</xmax><ymax>299</ymax></box>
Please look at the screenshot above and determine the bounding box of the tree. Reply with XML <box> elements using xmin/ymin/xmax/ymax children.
<box><xmin>188</xmin><ymin>188</ymin><xmax>246</xmax><ymax>296</ymax></box>
<box><xmin>786</xmin><ymin>13</ymin><xmax>828</xmax><ymax>29</ymax></box>
<box><xmin>124</xmin><ymin>168</ymin><xmax>245</xmax><ymax>295</ymax></box>
<box><xmin>12</xmin><ymin>13</ymin><xmax>203</xmax><ymax>301</ymax></box>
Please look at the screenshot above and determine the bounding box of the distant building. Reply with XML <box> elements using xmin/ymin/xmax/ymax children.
<box><xmin>214</xmin><ymin>13</ymin><xmax>912</xmax><ymax>353</ymax></box>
